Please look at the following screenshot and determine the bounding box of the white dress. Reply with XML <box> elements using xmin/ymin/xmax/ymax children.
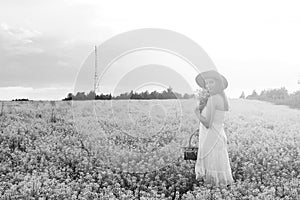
<box><xmin>195</xmin><ymin>107</ymin><xmax>234</xmax><ymax>186</ymax></box>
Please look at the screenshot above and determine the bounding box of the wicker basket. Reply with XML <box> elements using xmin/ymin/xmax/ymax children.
<box><xmin>183</xmin><ymin>128</ymin><xmax>199</xmax><ymax>160</ymax></box>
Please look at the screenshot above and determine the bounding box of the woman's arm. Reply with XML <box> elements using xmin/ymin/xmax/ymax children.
<box><xmin>194</xmin><ymin>96</ymin><xmax>216</xmax><ymax>129</ymax></box>
<box><xmin>194</xmin><ymin>106</ymin><xmax>209</xmax><ymax>129</ymax></box>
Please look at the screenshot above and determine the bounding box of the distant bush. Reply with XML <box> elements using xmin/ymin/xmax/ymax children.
<box><xmin>280</xmin><ymin>90</ymin><xmax>300</xmax><ymax>109</ymax></box>
<box><xmin>246</xmin><ymin>90</ymin><xmax>259</xmax><ymax>100</ymax></box>
<box><xmin>239</xmin><ymin>91</ymin><xmax>245</xmax><ymax>99</ymax></box>
<box><xmin>246</xmin><ymin>87</ymin><xmax>300</xmax><ymax>109</ymax></box>
<box><xmin>12</xmin><ymin>98</ymin><xmax>30</xmax><ymax>101</ymax></box>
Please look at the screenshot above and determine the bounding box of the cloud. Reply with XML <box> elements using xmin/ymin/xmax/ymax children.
<box><xmin>0</xmin><ymin>22</ymin><xmax>92</xmax><ymax>89</ymax></box>
<box><xmin>0</xmin><ymin>22</ymin><xmax>43</xmax><ymax>55</ymax></box>
<box><xmin>0</xmin><ymin>22</ymin><xmax>41</xmax><ymax>40</ymax></box>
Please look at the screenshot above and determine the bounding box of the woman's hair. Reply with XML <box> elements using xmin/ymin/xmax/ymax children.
<box><xmin>213</xmin><ymin>79</ymin><xmax>229</xmax><ymax>111</ymax></box>
<box><xmin>220</xmin><ymin>90</ymin><xmax>229</xmax><ymax>111</ymax></box>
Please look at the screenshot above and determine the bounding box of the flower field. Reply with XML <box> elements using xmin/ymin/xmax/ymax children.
<box><xmin>0</xmin><ymin>99</ymin><xmax>299</xmax><ymax>199</ymax></box>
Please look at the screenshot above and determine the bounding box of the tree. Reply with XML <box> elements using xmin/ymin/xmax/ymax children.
<box><xmin>62</xmin><ymin>93</ymin><xmax>73</xmax><ymax>101</ymax></box>
<box><xmin>150</xmin><ymin>91</ymin><xmax>159</xmax><ymax>99</ymax></box>
<box><xmin>239</xmin><ymin>91</ymin><xmax>245</xmax><ymax>99</ymax></box>
<box><xmin>183</xmin><ymin>93</ymin><xmax>190</xmax><ymax>99</ymax></box>
<box><xmin>174</xmin><ymin>92</ymin><xmax>182</xmax><ymax>99</ymax></box>
<box><xmin>74</xmin><ymin>92</ymin><xmax>87</xmax><ymax>100</ymax></box>
<box><xmin>129</xmin><ymin>90</ymin><xmax>134</xmax><ymax>99</ymax></box>
<box><xmin>87</xmin><ymin>91</ymin><xmax>96</xmax><ymax>100</ymax></box>
<box><xmin>258</xmin><ymin>87</ymin><xmax>288</xmax><ymax>101</ymax></box>
<box><xmin>252</xmin><ymin>90</ymin><xmax>258</xmax><ymax>96</ymax></box>
<box><xmin>246</xmin><ymin>90</ymin><xmax>258</xmax><ymax>99</ymax></box>
<box><xmin>167</xmin><ymin>86</ymin><xmax>173</xmax><ymax>94</ymax></box>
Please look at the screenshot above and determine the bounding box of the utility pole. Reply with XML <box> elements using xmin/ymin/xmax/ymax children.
<box><xmin>94</xmin><ymin>45</ymin><xmax>98</xmax><ymax>94</ymax></box>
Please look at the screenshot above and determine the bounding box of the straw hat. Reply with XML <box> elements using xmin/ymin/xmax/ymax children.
<box><xmin>195</xmin><ymin>70</ymin><xmax>228</xmax><ymax>90</ymax></box>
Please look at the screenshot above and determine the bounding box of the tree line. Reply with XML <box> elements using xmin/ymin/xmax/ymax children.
<box><xmin>62</xmin><ymin>86</ymin><xmax>195</xmax><ymax>101</ymax></box>
<box><xmin>239</xmin><ymin>87</ymin><xmax>300</xmax><ymax>109</ymax></box>
<box><xmin>12</xmin><ymin>98</ymin><xmax>30</xmax><ymax>101</ymax></box>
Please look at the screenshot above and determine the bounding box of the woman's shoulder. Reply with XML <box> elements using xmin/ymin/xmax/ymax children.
<box><xmin>214</xmin><ymin>93</ymin><xmax>229</xmax><ymax>111</ymax></box>
<box><xmin>210</xmin><ymin>94</ymin><xmax>226</xmax><ymax>108</ymax></box>
<box><xmin>209</xmin><ymin>94</ymin><xmax>223</xmax><ymax>103</ymax></box>
<box><xmin>214</xmin><ymin>93</ymin><xmax>224</xmax><ymax>98</ymax></box>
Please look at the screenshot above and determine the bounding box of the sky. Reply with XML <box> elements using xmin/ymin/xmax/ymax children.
<box><xmin>0</xmin><ymin>0</ymin><xmax>300</xmax><ymax>100</ymax></box>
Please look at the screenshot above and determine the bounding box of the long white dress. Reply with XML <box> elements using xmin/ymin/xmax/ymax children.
<box><xmin>195</xmin><ymin>106</ymin><xmax>234</xmax><ymax>186</ymax></box>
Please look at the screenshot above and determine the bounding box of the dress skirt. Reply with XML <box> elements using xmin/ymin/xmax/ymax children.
<box><xmin>195</xmin><ymin>118</ymin><xmax>234</xmax><ymax>187</ymax></box>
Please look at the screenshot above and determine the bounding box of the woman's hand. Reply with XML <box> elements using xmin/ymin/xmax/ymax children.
<box><xmin>194</xmin><ymin>105</ymin><xmax>201</xmax><ymax>120</ymax></box>
<box><xmin>199</xmin><ymin>103</ymin><xmax>206</xmax><ymax>113</ymax></box>
<box><xmin>195</xmin><ymin>104</ymin><xmax>206</xmax><ymax>117</ymax></box>
<box><xmin>195</xmin><ymin>98</ymin><xmax>214</xmax><ymax>129</ymax></box>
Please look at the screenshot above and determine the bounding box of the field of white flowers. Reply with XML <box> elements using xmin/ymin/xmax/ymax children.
<box><xmin>0</xmin><ymin>99</ymin><xmax>299</xmax><ymax>199</ymax></box>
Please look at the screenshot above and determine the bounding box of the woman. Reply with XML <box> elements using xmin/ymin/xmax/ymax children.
<box><xmin>194</xmin><ymin>70</ymin><xmax>234</xmax><ymax>187</ymax></box>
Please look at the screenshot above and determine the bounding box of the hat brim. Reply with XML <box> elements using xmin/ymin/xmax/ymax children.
<box><xmin>195</xmin><ymin>70</ymin><xmax>228</xmax><ymax>90</ymax></box>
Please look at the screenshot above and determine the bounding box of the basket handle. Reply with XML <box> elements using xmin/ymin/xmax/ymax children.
<box><xmin>188</xmin><ymin>128</ymin><xmax>199</xmax><ymax>147</ymax></box>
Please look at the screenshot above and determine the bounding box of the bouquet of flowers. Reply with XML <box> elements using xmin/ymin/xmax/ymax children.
<box><xmin>195</xmin><ymin>88</ymin><xmax>210</xmax><ymax>113</ymax></box>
